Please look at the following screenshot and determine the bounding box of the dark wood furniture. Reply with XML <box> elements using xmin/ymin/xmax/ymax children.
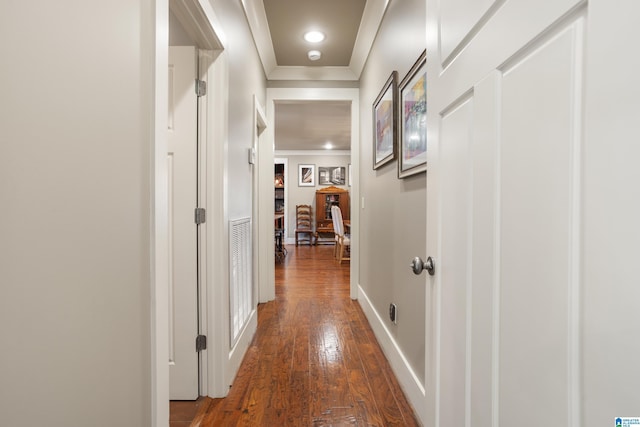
<box><xmin>274</xmin><ymin>163</ymin><xmax>284</xmax><ymax>214</ymax></box>
<box><xmin>294</xmin><ymin>205</ymin><xmax>314</xmax><ymax>246</ymax></box>
<box><xmin>274</xmin><ymin>163</ymin><xmax>286</xmax><ymax>262</ymax></box>
<box><xmin>274</xmin><ymin>213</ymin><xmax>286</xmax><ymax>262</ymax></box>
<box><xmin>315</xmin><ymin>186</ymin><xmax>349</xmax><ymax>243</ymax></box>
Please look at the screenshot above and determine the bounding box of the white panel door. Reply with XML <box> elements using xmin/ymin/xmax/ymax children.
<box><xmin>498</xmin><ymin>26</ymin><xmax>580</xmax><ymax>424</ymax></box>
<box><xmin>425</xmin><ymin>0</ymin><xmax>640</xmax><ymax>426</ymax></box>
<box><xmin>168</xmin><ymin>46</ymin><xmax>199</xmax><ymax>400</ymax></box>
<box><xmin>437</xmin><ymin>97</ymin><xmax>473</xmax><ymax>427</ymax></box>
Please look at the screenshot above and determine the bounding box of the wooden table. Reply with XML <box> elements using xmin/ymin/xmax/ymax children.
<box><xmin>274</xmin><ymin>213</ymin><xmax>286</xmax><ymax>261</ymax></box>
<box><xmin>274</xmin><ymin>213</ymin><xmax>284</xmax><ymax>229</ymax></box>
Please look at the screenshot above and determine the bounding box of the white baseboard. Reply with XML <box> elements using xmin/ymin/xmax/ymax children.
<box><xmin>357</xmin><ymin>285</ymin><xmax>426</xmax><ymax>425</ymax></box>
<box><xmin>227</xmin><ymin>309</ymin><xmax>257</xmax><ymax>387</ymax></box>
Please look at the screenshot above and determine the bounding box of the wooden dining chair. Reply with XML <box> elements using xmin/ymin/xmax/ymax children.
<box><xmin>294</xmin><ymin>204</ymin><xmax>314</xmax><ymax>246</ymax></box>
<box><xmin>330</xmin><ymin>205</ymin><xmax>340</xmax><ymax>258</ymax></box>
<box><xmin>331</xmin><ymin>205</ymin><xmax>350</xmax><ymax>263</ymax></box>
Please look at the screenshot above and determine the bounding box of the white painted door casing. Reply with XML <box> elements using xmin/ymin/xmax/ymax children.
<box><xmin>426</xmin><ymin>0</ymin><xmax>640</xmax><ymax>426</ymax></box>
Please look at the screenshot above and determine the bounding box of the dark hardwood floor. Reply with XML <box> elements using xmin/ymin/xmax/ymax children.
<box><xmin>171</xmin><ymin>244</ymin><xmax>419</xmax><ymax>426</ymax></box>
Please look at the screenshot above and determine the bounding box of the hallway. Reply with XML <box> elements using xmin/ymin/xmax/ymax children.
<box><xmin>179</xmin><ymin>244</ymin><xmax>419</xmax><ymax>426</ymax></box>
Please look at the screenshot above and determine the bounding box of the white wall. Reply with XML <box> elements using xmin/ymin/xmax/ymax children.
<box><xmin>210</xmin><ymin>0</ymin><xmax>267</xmax><ymax>221</ymax></box>
<box><xmin>207</xmin><ymin>0</ymin><xmax>266</xmax><ymax>392</ymax></box>
<box><xmin>0</xmin><ymin>1</ymin><xmax>154</xmax><ymax>426</ymax></box>
<box><xmin>276</xmin><ymin>152</ymin><xmax>351</xmax><ymax>241</ymax></box>
<box><xmin>358</xmin><ymin>0</ymin><xmax>427</xmax><ymax>388</ymax></box>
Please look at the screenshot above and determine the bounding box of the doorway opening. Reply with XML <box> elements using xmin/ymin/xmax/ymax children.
<box><xmin>259</xmin><ymin>89</ymin><xmax>360</xmax><ymax>302</ymax></box>
<box><xmin>272</xmin><ymin>101</ymin><xmax>352</xmax><ymax>273</ymax></box>
<box><xmin>167</xmin><ymin>0</ymin><xmax>230</xmax><ymax>414</ymax></box>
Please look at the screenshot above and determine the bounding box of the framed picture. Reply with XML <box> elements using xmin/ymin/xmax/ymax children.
<box><xmin>318</xmin><ymin>166</ymin><xmax>346</xmax><ymax>186</ymax></box>
<box><xmin>373</xmin><ymin>71</ymin><xmax>398</xmax><ymax>169</ymax></box>
<box><xmin>348</xmin><ymin>164</ymin><xmax>352</xmax><ymax>187</ymax></box>
<box><xmin>398</xmin><ymin>50</ymin><xmax>427</xmax><ymax>178</ymax></box>
<box><xmin>298</xmin><ymin>164</ymin><xmax>315</xmax><ymax>187</ymax></box>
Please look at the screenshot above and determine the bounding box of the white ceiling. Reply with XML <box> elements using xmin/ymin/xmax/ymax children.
<box><xmin>240</xmin><ymin>0</ymin><xmax>389</xmax><ymax>151</ymax></box>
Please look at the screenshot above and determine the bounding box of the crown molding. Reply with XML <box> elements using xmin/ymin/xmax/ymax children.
<box><xmin>240</xmin><ymin>0</ymin><xmax>389</xmax><ymax>81</ymax></box>
<box><xmin>275</xmin><ymin>150</ymin><xmax>351</xmax><ymax>157</ymax></box>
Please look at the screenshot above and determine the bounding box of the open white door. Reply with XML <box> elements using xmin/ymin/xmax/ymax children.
<box><xmin>168</xmin><ymin>46</ymin><xmax>199</xmax><ymax>400</ymax></box>
<box><xmin>425</xmin><ymin>0</ymin><xmax>640</xmax><ymax>426</ymax></box>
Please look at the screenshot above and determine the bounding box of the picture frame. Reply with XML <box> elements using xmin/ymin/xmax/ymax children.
<box><xmin>318</xmin><ymin>166</ymin><xmax>346</xmax><ymax>186</ymax></box>
<box><xmin>373</xmin><ymin>71</ymin><xmax>398</xmax><ymax>169</ymax></box>
<box><xmin>298</xmin><ymin>164</ymin><xmax>315</xmax><ymax>187</ymax></box>
<box><xmin>398</xmin><ymin>50</ymin><xmax>427</xmax><ymax>178</ymax></box>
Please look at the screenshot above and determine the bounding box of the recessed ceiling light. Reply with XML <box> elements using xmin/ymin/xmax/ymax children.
<box><xmin>308</xmin><ymin>50</ymin><xmax>321</xmax><ymax>61</ymax></box>
<box><xmin>324</xmin><ymin>142</ymin><xmax>333</xmax><ymax>150</ymax></box>
<box><xmin>304</xmin><ymin>31</ymin><xmax>325</xmax><ymax>43</ymax></box>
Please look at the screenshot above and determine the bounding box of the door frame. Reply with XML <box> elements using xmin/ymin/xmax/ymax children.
<box><xmin>259</xmin><ymin>88</ymin><xmax>360</xmax><ymax>302</ymax></box>
<box><xmin>153</xmin><ymin>1</ymin><xmax>228</xmax><ymax>425</ymax></box>
<box><xmin>252</xmin><ymin>95</ymin><xmax>267</xmax><ymax>309</ymax></box>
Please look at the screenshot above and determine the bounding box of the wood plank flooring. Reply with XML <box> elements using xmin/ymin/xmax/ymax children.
<box><xmin>174</xmin><ymin>244</ymin><xmax>419</xmax><ymax>426</ymax></box>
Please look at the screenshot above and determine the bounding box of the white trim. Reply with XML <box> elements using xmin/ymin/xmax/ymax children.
<box><xmin>492</xmin><ymin>72</ymin><xmax>502</xmax><ymax>427</ymax></box>
<box><xmin>268</xmin><ymin>66</ymin><xmax>359</xmax><ymax>81</ymax></box>
<box><xmin>252</xmin><ymin>95</ymin><xmax>267</xmax><ymax>310</ymax></box>
<box><xmin>258</xmin><ymin>102</ymin><xmax>276</xmax><ymax>303</ymax></box>
<box><xmin>153</xmin><ymin>1</ymin><xmax>170</xmax><ymax>425</ymax></box>
<box><xmin>240</xmin><ymin>0</ymin><xmax>389</xmax><ymax>81</ymax></box>
<box><xmin>261</xmin><ymin>87</ymin><xmax>360</xmax><ymax>303</ymax></box>
<box><xmin>205</xmin><ymin>49</ymin><xmax>230</xmax><ymax>397</ymax></box>
<box><xmin>169</xmin><ymin>0</ymin><xmax>226</xmax><ymax>50</ymax></box>
<box><xmin>228</xmin><ymin>309</ymin><xmax>258</xmax><ymax>378</ymax></box>
<box><xmin>568</xmin><ymin>15</ymin><xmax>585</xmax><ymax>427</ymax></box>
<box><xmin>155</xmin><ymin>2</ymin><xmax>228</xmax><ymax>420</ymax></box>
<box><xmin>275</xmin><ymin>150</ymin><xmax>351</xmax><ymax>157</ymax></box>
<box><xmin>358</xmin><ymin>285</ymin><xmax>427</xmax><ymax>424</ymax></box>
<box><xmin>349</xmin><ymin>0</ymin><xmax>391</xmax><ymax>75</ymax></box>
<box><xmin>239</xmin><ymin>0</ymin><xmax>277</xmax><ymax>77</ymax></box>
<box><xmin>197</xmin><ymin>48</ymin><xmax>212</xmax><ymax>397</ymax></box>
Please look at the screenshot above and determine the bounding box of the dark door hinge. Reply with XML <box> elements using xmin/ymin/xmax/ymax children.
<box><xmin>195</xmin><ymin>79</ymin><xmax>207</xmax><ymax>97</ymax></box>
<box><xmin>196</xmin><ymin>335</ymin><xmax>207</xmax><ymax>352</ymax></box>
<box><xmin>195</xmin><ymin>208</ymin><xmax>206</xmax><ymax>225</ymax></box>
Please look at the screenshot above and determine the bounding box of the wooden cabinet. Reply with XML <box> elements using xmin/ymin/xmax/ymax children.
<box><xmin>315</xmin><ymin>186</ymin><xmax>349</xmax><ymax>240</ymax></box>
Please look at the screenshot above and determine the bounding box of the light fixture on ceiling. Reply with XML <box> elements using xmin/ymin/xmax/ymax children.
<box><xmin>303</xmin><ymin>31</ymin><xmax>325</xmax><ymax>43</ymax></box>
<box><xmin>308</xmin><ymin>50</ymin><xmax>322</xmax><ymax>61</ymax></box>
<box><xmin>324</xmin><ymin>142</ymin><xmax>333</xmax><ymax>150</ymax></box>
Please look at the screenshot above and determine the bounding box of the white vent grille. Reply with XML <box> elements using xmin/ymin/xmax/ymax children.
<box><xmin>229</xmin><ymin>217</ymin><xmax>252</xmax><ymax>346</ymax></box>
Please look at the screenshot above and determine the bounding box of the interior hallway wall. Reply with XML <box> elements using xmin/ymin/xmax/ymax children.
<box><xmin>358</xmin><ymin>0</ymin><xmax>427</xmax><ymax>385</ymax></box>
<box><xmin>210</xmin><ymin>0</ymin><xmax>267</xmax><ymax>221</ymax></box>
<box><xmin>206</xmin><ymin>0</ymin><xmax>267</xmax><ymax>391</ymax></box>
<box><xmin>0</xmin><ymin>1</ymin><xmax>154</xmax><ymax>426</ymax></box>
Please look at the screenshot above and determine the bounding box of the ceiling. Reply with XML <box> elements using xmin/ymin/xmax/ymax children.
<box><xmin>241</xmin><ymin>0</ymin><xmax>390</xmax><ymax>151</ymax></box>
<box><xmin>264</xmin><ymin>0</ymin><xmax>365</xmax><ymax>67</ymax></box>
<box><xmin>274</xmin><ymin>100</ymin><xmax>352</xmax><ymax>151</ymax></box>
<box><xmin>242</xmin><ymin>0</ymin><xmax>389</xmax><ymax>80</ymax></box>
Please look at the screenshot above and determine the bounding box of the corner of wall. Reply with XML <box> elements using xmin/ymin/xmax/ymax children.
<box><xmin>356</xmin><ymin>284</ymin><xmax>427</xmax><ymax>425</ymax></box>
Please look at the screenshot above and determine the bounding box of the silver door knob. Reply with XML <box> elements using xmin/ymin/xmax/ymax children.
<box><xmin>411</xmin><ymin>256</ymin><xmax>435</xmax><ymax>276</ymax></box>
